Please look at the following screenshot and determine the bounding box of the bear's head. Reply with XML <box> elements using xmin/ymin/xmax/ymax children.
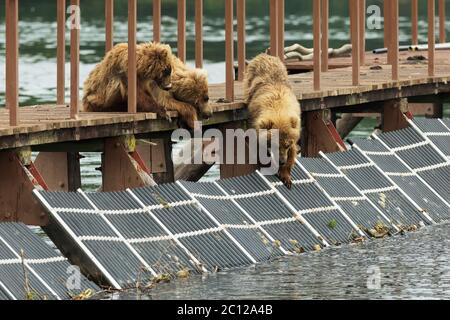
<box><xmin>138</xmin><ymin>42</ymin><xmax>174</xmax><ymax>91</ymax></box>
<box><xmin>257</xmin><ymin>116</ymin><xmax>300</xmax><ymax>166</ymax></box>
<box><xmin>172</xmin><ymin>69</ymin><xmax>212</xmax><ymax>119</ymax></box>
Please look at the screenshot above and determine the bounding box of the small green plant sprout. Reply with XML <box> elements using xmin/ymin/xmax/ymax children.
<box><xmin>327</xmin><ymin>219</ymin><xmax>338</xmax><ymax>230</ymax></box>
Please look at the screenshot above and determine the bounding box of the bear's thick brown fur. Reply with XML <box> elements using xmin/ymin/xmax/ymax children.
<box><xmin>82</xmin><ymin>42</ymin><xmax>206</xmax><ymax>128</ymax></box>
<box><xmin>244</xmin><ymin>53</ymin><xmax>301</xmax><ymax>189</ymax></box>
<box><xmin>170</xmin><ymin>56</ymin><xmax>212</xmax><ymax>119</ymax></box>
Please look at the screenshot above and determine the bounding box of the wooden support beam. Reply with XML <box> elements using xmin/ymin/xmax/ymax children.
<box><xmin>359</xmin><ymin>0</ymin><xmax>366</xmax><ymax>65</ymax></box>
<box><xmin>391</xmin><ymin>0</ymin><xmax>399</xmax><ymax>81</ymax></box>
<box><xmin>128</xmin><ymin>0</ymin><xmax>137</xmax><ymax>113</ymax></box>
<box><xmin>336</xmin><ymin>113</ymin><xmax>364</xmax><ymax>139</ymax></box>
<box><xmin>428</xmin><ymin>0</ymin><xmax>436</xmax><ymax>77</ymax></box>
<box><xmin>149</xmin><ymin>137</ymin><xmax>175</xmax><ymax>184</ymax></box>
<box><xmin>382</xmin><ymin>99</ymin><xmax>410</xmax><ymax>132</ymax></box>
<box><xmin>408</xmin><ymin>103</ymin><xmax>444</xmax><ymax>118</ymax></box>
<box><xmin>313</xmin><ymin>0</ymin><xmax>321</xmax><ymax>90</ymax></box>
<box><xmin>220</xmin><ymin>121</ymin><xmax>259</xmax><ymax>179</ymax></box>
<box><xmin>102</xmin><ymin>136</ymin><xmax>156</xmax><ymax>192</ymax></box>
<box><xmin>195</xmin><ymin>0</ymin><xmax>204</xmax><ymax>68</ymax></box>
<box><xmin>302</xmin><ymin>111</ymin><xmax>347</xmax><ymax>158</ymax></box>
<box><xmin>350</xmin><ymin>0</ymin><xmax>360</xmax><ymax>86</ymax></box>
<box><xmin>6</xmin><ymin>0</ymin><xmax>19</xmax><ymax>126</ymax></box>
<box><xmin>412</xmin><ymin>0</ymin><xmax>419</xmax><ymax>45</ymax></box>
<box><xmin>321</xmin><ymin>0</ymin><xmax>329</xmax><ymax>72</ymax></box>
<box><xmin>0</xmin><ymin>151</ymin><xmax>48</xmax><ymax>226</ymax></box>
<box><xmin>70</xmin><ymin>0</ymin><xmax>80</xmax><ymax>119</ymax></box>
<box><xmin>237</xmin><ymin>0</ymin><xmax>246</xmax><ymax>81</ymax></box>
<box><xmin>277</xmin><ymin>0</ymin><xmax>285</xmax><ymax>61</ymax></box>
<box><xmin>34</xmin><ymin>152</ymin><xmax>81</xmax><ymax>192</ymax></box>
<box><xmin>57</xmin><ymin>0</ymin><xmax>66</xmax><ymax>104</ymax></box>
<box><xmin>105</xmin><ymin>0</ymin><xmax>114</xmax><ymax>52</ymax></box>
<box><xmin>174</xmin><ymin>139</ymin><xmax>215</xmax><ymax>182</ymax></box>
<box><xmin>439</xmin><ymin>0</ymin><xmax>446</xmax><ymax>43</ymax></box>
<box><xmin>177</xmin><ymin>0</ymin><xmax>186</xmax><ymax>62</ymax></box>
<box><xmin>270</xmin><ymin>0</ymin><xmax>278</xmax><ymax>57</ymax></box>
<box><xmin>384</xmin><ymin>0</ymin><xmax>391</xmax><ymax>54</ymax></box>
<box><xmin>153</xmin><ymin>0</ymin><xmax>161</xmax><ymax>42</ymax></box>
<box><xmin>225</xmin><ymin>0</ymin><xmax>234</xmax><ymax>101</ymax></box>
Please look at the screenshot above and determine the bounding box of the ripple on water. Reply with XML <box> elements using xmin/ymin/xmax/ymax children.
<box><xmin>137</xmin><ymin>223</ymin><xmax>450</xmax><ymax>300</ymax></box>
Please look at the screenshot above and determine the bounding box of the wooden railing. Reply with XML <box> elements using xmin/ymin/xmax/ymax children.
<box><xmin>2</xmin><ymin>0</ymin><xmax>449</xmax><ymax>127</ymax></box>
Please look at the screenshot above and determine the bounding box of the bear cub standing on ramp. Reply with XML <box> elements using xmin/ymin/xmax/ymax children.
<box><xmin>244</xmin><ymin>53</ymin><xmax>301</xmax><ymax>189</ymax></box>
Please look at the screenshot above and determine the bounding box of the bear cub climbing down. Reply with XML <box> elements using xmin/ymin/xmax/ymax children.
<box><xmin>82</xmin><ymin>42</ymin><xmax>211</xmax><ymax>129</ymax></box>
<box><xmin>244</xmin><ymin>53</ymin><xmax>301</xmax><ymax>189</ymax></box>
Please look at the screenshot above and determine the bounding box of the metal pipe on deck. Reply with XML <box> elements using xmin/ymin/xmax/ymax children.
<box><xmin>5</xmin><ymin>0</ymin><xmax>19</xmax><ymax>126</ymax></box>
<box><xmin>105</xmin><ymin>0</ymin><xmax>114</xmax><ymax>52</ymax></box>
<box><xmin>321</xmin><ymin>0</ymin><xmax>329</xmax><ymax>72</ymax></box>
<box><xmin>429</xmin><ymin>0</ymin><xmax>436</xmax><ymax>77</ymax></box>
<box><xmin>313</xmin><ymin>0</ymin><xmax>321</xmax><ymax>90</ymax></box>
<box><xmin>270</xmin><ymin>0</ymin><xmax>278</xmax><ymax>57</ymax></box>
<box><xmin>70</xmin><ymin>0</ymin><xmax>80</xmax><ymax>119</ymax></box>
<box><xmin>195</xmin><ymin>0</ymin><xmax>203</xmax><ymax>69</ymax></box>
<box><xmin>277</xmin><ymin>0</ymin><xmax>285</xmax><ymax>62</ymax></box>
<box><xmin>57</xmin><ymin>0</ymin><xmax>66</xmax><ymax>104</ymax></box>
<box><xmin>391</xmin><ymin>0</ymin><xmax>399</xmax><ymax>81</ymax></box>
<box><xmin>177</xmin><ymin>0</ymin><xmax>186</xmax><ymax>63</ymax></box>
<box><xmin>350</xmin><ymin>0</ymin><xmax>360</xmax><ymax>86</ymax></box>
<box><xmin>128</xmin><ymin>0</ymin><xmax>137</xmax><ymax>113</ymax></box>
<box><xmin>153</xmin><ymin>0</ymin><xmax>161</xmax><ymax>42</ymax></box>
<box><xmin>439</xmin><ymin>0</ymin><xmax>446</xmax><ymax>44</ymax></box>
<box><xmin>237</xmin><ymin>0</ymin><xmax>246</xmax><ymax>81</ymax></box>
<box><xmin>412</xmin><ymin>0</ymin><xmax>419</xmax><ymax>46</ymax></box>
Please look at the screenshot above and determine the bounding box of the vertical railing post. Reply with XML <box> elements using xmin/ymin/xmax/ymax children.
<box><xmin>277</xmin><ymin>0</ymin><xmax>285</xmax><ymax>61</ymax></box>
<box><xmin>350</xmin><ymin>0</ymin><xmax>360</xmax><ymax>86</ymax></box>
<box><xmin>70</xmin><ymin>0</ymin><xmax>80</xmax><ymax>119</ymax></box>
<box><xmin>177</xmin><ymin>0</ymin><xmax>186</xmax><ymax>62</ymax></box>
<box><xmin>359</xmin><ymin>0</ymin><xmax>366</xmax><ymax>65</ymax></box>
<box><xmin>195</xmin><ymin>0</ymin><xmax>204</xmax><ymax>68</ymax></box>
<box><xmin>105</xmin><ymin>0</ymin><xmax>114</xmax><ymax>52</ymax></box>
<box><xmin>313</xmin><ymin>0</ymin><xmax>321</xmax><ymax>91</ymax></box>
<box><xmin>128</xmin><ymin>0</ymin><xmax>137</xmax><ymax>113</ymax></box>
<box><xmin>412</xmin><ymin>0</ymin><xmax>419</xmax><ymax>45</ymax></box>
<box><xmin>428</xmin><ymin>0</ymin><xmax>436</xmax><ymax>77</ymax></box>
<box><xmin>384</xmin><ymin>0</ymin><xmax>392</xmax><ymax>63</ymax></box>
<box><xmin>225</xmin><ymin>0</ymin><xmax>234</xmax><ymax>101</ymax></box>
<box><xmin>269</xmin><ymin>0</ymin><xmax>278</xmax><ymax>57</ymax></box>
<box><xmin>439</xmin><ymin>0</ymin><xmax>446</xmax><ymax>43</ymax></box>
<box><xmin>237</xmin><ymin>0</ymin><xmax>246</xmax><ymax>81</ymax></box>
<box><xmin>153</xmin><ymin>0</ymin><xmax>161</xmax><ymax>42</ymax></box>
<box><xmin>57</xmin><ymin>0</ymin><xmax>66</xmax><ymax>104</ymax></box>
<box><xmin>391</xmin><ymin>0</ymin><xmax>399</xmax><ymax>81</ymax></box>
<box><xmin>6</xmin><ymin>0</ymin><xmax>19</xmax><ymax>126</ymax></box>
<box><xmin>321</xmin><ymin>0</ymin><xmax>329</xmax><ymax>72</ymax></box>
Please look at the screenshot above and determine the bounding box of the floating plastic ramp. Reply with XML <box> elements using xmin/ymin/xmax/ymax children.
<box><xmin>33</xmin><ymin>119</ymin><xmax>450</xmax><ymax>290</ymax></box>
<box><xmin>0</xmin><ymin>223</ymin><xmax>97</xmax><ymax>300</ymax></box>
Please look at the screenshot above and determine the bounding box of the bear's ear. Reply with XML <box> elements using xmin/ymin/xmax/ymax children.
<box><xmin>290</xmin><ymin>117</ymin><xmax>299</xmax><ymax>129</ymax></box>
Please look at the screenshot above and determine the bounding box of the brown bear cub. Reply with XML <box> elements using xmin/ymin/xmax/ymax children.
<box><xmin>82</xmin><ymin>42</ymin><xmax>210</xmax><ymax>129</ymax></box>
<box><xmin>244</xmin><ymin>53</ymin><xmax>301</xmax><ymax>189</ymax></box>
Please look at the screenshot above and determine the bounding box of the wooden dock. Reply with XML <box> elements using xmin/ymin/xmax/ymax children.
<box><xmin>1</xmin><ymin>49</ymin><xmax>450</xmax><ymax>151</ymax></box>
<box><xmin>1</xmin><ymin>0</ymin><xmax>450</xmax><ymax>227</ymax></box>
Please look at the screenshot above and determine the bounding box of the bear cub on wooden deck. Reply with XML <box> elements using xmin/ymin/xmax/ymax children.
<box><xmin>82</xmin><ymin>42</ymin><xmax>211</xmax><ymax>129</ymax></box>
<box><xmin>244</xmin><ymin>53</ymin><xmax>301</xmax><ymax>189</ymax></box>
